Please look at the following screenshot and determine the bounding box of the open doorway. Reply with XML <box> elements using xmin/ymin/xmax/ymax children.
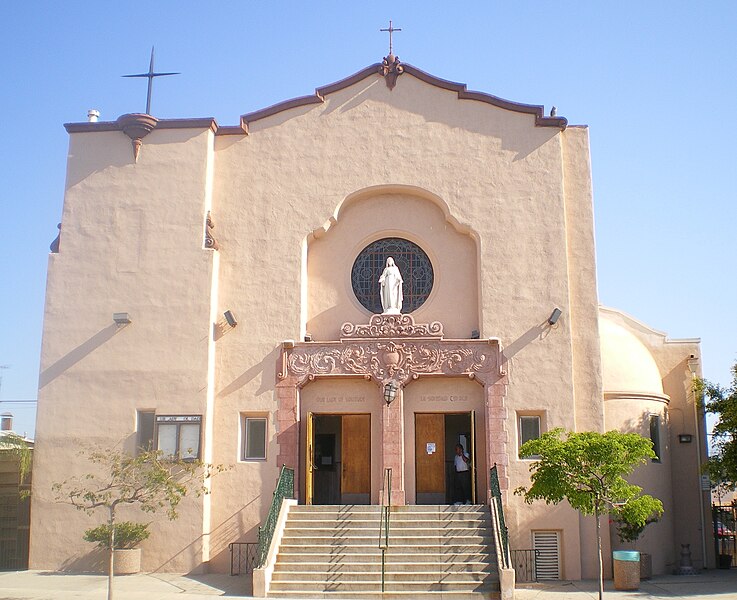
<box><xmin>415</xmin><ymin>412</ymin><xmax>477</xmax><ymax>504</ymax></box>
<box><xmin>306</xmin><ymin>413</ymin><xmax>371</xmax><ymax>505</ymax></box>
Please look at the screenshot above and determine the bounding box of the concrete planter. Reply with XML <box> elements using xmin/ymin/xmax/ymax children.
<box><xmin>613</xmin><ymin>550</ymin><xmax>640</xmax><ymax>590</ymax></box>
<box><xmin>113</xmin><ymin>548</ymin><xmax>141</xmax><ymax>575</ymax></box>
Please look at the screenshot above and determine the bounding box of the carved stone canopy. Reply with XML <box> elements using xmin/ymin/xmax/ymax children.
<box><xmin>280</xmin><ymin>314</ymin><xmax>503</xmax><ymax>388</ymax></box>
<box><xmin>117</xmin><ymin>113</ymin><xmax>158</xmax><ymax>162</ymax></box>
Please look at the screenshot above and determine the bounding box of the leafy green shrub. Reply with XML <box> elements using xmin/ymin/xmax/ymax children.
<box><xmin>83</xmin><ymin>521</ymin><xmax>150</xmax><ymax>549</ymax></box>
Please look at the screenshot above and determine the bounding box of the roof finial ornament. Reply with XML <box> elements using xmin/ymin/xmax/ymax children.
<box><xmin>379</xmin><ymin>20</ymin><xmax>404</xmax><ymax>90</ymax></box>
<box><xmin>122</xmin><ymin>46</ymin><xmax>180</xmax><ymax>115</ymax></box>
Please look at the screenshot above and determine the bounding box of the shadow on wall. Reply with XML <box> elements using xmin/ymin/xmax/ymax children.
<box><xmin>663</xmin><ymin>358</ymin><xmax>694</xmax><ymax>403</ymax></box>
<box><xmin>217</xmin><ymin>346</ymin><xmax>280</xmax><ymax>399</ymax></box>
<box><xmin>39</xmin><ymin>324</ymin><xmax>122</xmax><ymax>389</ymax></box>
<box><xmin>501</xmin><ymin>319</ymin><xmax>553</xmax><ymax>365</ymax></box>
<box><xmin>58</xmin><ymin>547</ymin><xmax>107</xmax><ymax>573</ymax></box>
<box><xmin>318</xmin><ymin>73</ymin><xmax>559</xmax><ymax>161</ymax></box>
<box><xmin>152</xmin><ymin>494</ymin><xmax>262</xmax><ymax>575</ymax></box>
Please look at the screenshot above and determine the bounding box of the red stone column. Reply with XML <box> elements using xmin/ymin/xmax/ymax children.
<box><xmin>276</xmin><ymin>380</ymin><xmax>300</xmax><ymax>496</ymax></box>
<box><xmin>485</xmin><ymin>381</ymin><xmax>509</xmax><ymax>501</ymax></box>
<box><xmin>381</xmin><ymin>387</ymin><xmax>406</xmax><ymax>505</ymax></box>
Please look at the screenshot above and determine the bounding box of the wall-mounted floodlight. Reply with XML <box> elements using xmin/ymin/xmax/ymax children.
<box><xmin>548</xmin><ymin>308</ymin><xmax>562</xmax><ymax>325</ymax></box>
<box><xmin>223</xmin><ymin>310</ymin><xmax>238</xmax><ymax>328</ymax></box>
<box><xmin>304</xmin><ymin>333</ymin><xmax>313</xmax><ymax>342</ymax></box>
<box><xmin>470</xmin><ymin>329</ymin><xmax>480</xmax><ymax>339</ymax></box>
<box><xmin>678</xmin><ymin>434</ymin><xmax>693</xmax><ymax>444</ymax></box>
<box><xmin>113</xmin><ymin>312</ymin><xmax>132</xmax><ymax>325</ymax></box>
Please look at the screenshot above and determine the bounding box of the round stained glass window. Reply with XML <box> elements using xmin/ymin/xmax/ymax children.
<box><xmin>351</xmin><ymin>237</ymin><xmax>434</xmax><ymax>314</ymax></box>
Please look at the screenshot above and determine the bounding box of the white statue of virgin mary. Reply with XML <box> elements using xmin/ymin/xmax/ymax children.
<box><xmin>379</xmin><ymin>257</ymin><xmax>403</xmax><ymax>314</ymax></box>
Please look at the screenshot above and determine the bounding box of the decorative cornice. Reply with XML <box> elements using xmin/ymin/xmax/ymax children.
<box><xmin>64</xmin><ymin>117</ymin><xmax>219</xmax><ymax>134</ymax></box>
<box><xmin>604</xmin><ymin>391</ymin><xmax>671</xmax><ymax>403</ymax></box>
<box><xmin>280</xmin><ymin>316</ymin><xmax>503</xmax><ymax>388</ymax></box>
<box><xmin>341</xmin><ymin>314</ymin><xmax>443</xmax><ymax>339</ymax></box>
<box><xmin>240</xmin><ymin>63</ymin><xmax>567</xmax><ymax>130</ymax></box>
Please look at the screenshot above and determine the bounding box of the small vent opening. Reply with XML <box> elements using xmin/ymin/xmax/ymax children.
<box><xmin>532</xmin><ymin>530</ymin><xmax>561</xmax><ymax>580</ymax></box>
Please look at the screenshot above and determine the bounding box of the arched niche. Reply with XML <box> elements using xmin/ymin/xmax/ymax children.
<box><xmin>305</xmin><ymin>186</ymin><xmax>480</xmax><ymax>340</ymax></box>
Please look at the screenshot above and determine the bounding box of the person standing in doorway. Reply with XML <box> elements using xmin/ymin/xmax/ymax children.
<box><xmin>453</xmin><ymin>443</ymin><xmax>472</xmax><ymax>504</ymax></box>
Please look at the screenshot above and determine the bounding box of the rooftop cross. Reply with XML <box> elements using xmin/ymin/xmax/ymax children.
<box><xmin>380</xmin><ymin>20</ymin><xmax>402</xmax><ymax>56</ymax></box>
<box><xmin>122</xmin><ymin>47</ymin><xmax>180</xmax><ymax>115</ymax></box>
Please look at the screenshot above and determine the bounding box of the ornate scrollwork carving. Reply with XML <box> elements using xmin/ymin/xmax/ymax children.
<box><xmin>205</xmin><ymin>212</ymin><xmax>219</xmax><ymax>250</ymax></box>
<box><xmin>49</xmin><ymin>223</ymin><xmax>61</xmax><ymax>253</ymax></box>
<box><xmin>341</xmin><ymin>314</ymin><xmax>443</xmax><ymax>339</ymax></box>
<box><xmin>286</xmin><ymin>338</ymin><xmax>497</xmax><ymax>387</ymax></box>
<box><xmin>379</xmin><ymin>54</ymin><xmax>404</xmax><ymax>90</ymax></box>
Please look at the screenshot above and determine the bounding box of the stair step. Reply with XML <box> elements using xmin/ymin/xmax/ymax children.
<box><xmin>272</xmin><ymin>571</ymin><xmax>495</xmax><ymax>582</ymax></box>
<box><xmin>276</xmin><ymin>549</ymin><xmax>496</xmax><ymax>565</ymax></box>
<box><xmin>268</xmin><ymin>591</ymin><xmax>500</xmax><ymax>600</ymax></box>
<box><xmin>269</xmin><ymin>581</ymin><xmax>498</xmax><ymax>592</ymax></box>
<box><xmin>266</xmin><ymin>504</ymin><xmax>498</xmax><ymax>599</ymax></box>
<box><xmin>274</xmin><ymin>562</ymin><xmax>494</xmax><ymax>573</ymax></box>
<box><xmin>279</xmin><ymin>544</ymin><xmax>494</xmax><ymax>554</ymax></box>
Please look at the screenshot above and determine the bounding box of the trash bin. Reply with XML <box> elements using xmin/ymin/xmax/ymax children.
<box><xmin>613</xmin><ymin>550</ymin><xmax>640</xmax><ymax>590</ymax></box>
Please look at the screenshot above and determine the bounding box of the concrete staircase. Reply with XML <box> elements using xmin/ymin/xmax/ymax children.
<box><xmin>268</xmin><ymin>504</ymin><xmax>500</xmax><ymax>599</ymax></box>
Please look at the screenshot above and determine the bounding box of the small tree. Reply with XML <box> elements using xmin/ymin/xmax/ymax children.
<box><xmin>694</xmin><ymin>361</ymin><xmax>737</xmax><ymax>490</ymax></box>
<box><xmin>515</xmin><ymin>429</ymin><xmax>663</xmax><ymax>600</ymax></box>
<box><xmin>53</xmin><ymin>446</ymin><xmax>224</xmax><ymax>600</ymax></box>
<box><xmin>0</xmin><ymin>432</ymin><xmax>32</xmax><ymax>498</ymax></box>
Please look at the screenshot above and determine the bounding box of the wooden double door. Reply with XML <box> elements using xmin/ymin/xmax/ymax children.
<box><xmin>305</xmin><ymin>413</ymin><xmax>371</xmax><ymax>505</ymax></box>
<box><xmin>415</xmin><ymin>412</ymin><xmax>477</xmax><ymax>504</ymax></box>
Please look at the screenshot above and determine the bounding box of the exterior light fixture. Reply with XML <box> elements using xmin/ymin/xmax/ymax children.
<box><xmin>113</xmin><ymin>312</ymin><xmax>131</xmax><ymax>325</ymax></box>
<box><xmin>678</xmin><ymin>434</ymin><xmax>693</xmax><ymax>444</ymax></box>
<box><xmin>548</xmin><ymin>308</ymin><xmax>562</xmax><ymax>325</ymax></box>
<box><xmin>223</xmin><ymin>310</ymin><xmax>238</xmax><ymax>328</ymax></box>
<box><xmin>383</xmin><ymin>381</ymin><xmax>398</xmax><ymax>406</ymax></box>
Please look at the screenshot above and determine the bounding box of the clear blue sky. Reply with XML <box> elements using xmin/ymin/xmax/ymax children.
<box><xmin>1</xmin><ymin>1</ymin><xmax>736</xmax><ymax>437</ymax></box>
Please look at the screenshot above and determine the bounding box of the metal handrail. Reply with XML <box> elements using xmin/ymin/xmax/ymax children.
<box><xmin>490</xmin><ymin>464</ymin><xmax>511</xmax><ymax>568</ymax></box>
<box><xmin>378</xmin><ymin>468</ymin><xmax>392</xmax><ymax>592</ymax></box>
<box><xmin>228</xmin><ymin>541</ymin><xmax>258</xmax><ymax>576</ymax></box>
<box><xmin>511</xmin><ymin>548</ymin><xmax>540</xmax><ymax>582</ymax></box>
<box><xmin>256</xmin><ymin>465</ymin><xmax>294</xmax><ymax>568</ymax></box>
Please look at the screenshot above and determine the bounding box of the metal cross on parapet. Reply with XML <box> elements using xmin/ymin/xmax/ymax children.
<box><xmin>380</xmin><ymin>20</ymin><xmax>402</xmax><ymax>56</ymax></box>
<box><xmin>122</xmin><ymin>47</ymin><xmax>180</xmax><ymax>115</ymax></box>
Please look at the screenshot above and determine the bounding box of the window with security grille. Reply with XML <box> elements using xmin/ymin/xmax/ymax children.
<box><xmin>351</xmin><ymin>237</ymin><xmax>433</xmax><ymax>314</ymax></box>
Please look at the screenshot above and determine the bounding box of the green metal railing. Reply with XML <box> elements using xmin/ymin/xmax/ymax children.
<box><xmin>490</xmin><ymin>464</ymin><xmax>511</xmax><ymax>569</ymax></box>
<box><xmin>256</xmin><ymin>465</ymin><xmax>294</xmax><ymax>568</ymax></box>
<box><xmin>378</xmin><ymin>468</ymin><xmax>392</xmax><ymax>592</ymax></box>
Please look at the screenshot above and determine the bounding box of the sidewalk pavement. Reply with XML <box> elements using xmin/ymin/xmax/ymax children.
<box><xmin>0</xmin><ymin>569</ymin><xmax>735</xmax><ymax>600</ymax></box>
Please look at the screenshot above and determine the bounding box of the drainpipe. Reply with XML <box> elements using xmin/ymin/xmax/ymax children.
<box><xmin>687</xmin><ymin>356</ymin><xmax>708</xmax><ymax>568</ymax></box>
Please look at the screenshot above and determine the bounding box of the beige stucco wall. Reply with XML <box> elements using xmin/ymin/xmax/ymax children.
<box><xmin>307</xmin><ymin>190</ymin><xmax>479</xmax><ymax>340</ymax></box>
<box><xmin>30</xmin><ymin>127</ymin><xmax>218</xmax><ymax>572</ymax></box>
<box><xmin>600</xmin><ymin>307</ymin><xmax>710</xmax><ymax>572</ymax></box>
<box><xmin>37</xmin><ymin>66</ymin><xmax>707</xmax><ymax>580</ymax></box>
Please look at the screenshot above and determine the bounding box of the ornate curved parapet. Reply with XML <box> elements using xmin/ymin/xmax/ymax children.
<box><xmin>341</xmin><ymin>314</ymin><xmax>443</xmax><ymax>339</ymax></box>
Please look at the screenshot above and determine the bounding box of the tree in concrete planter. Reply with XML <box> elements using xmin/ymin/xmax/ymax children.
<box><xmin>53</xmin><ymin>446</ymin><xmax>225</xmax><ymax>600</ymax></box>
<box><xmin>515</xmin><ymin>429</ymin><xmax>663</xmax><ymax>600</ymax></box>
<box><xmin>84</xmin><ymin>521</ymin><xmax>151</xmax><ymax>549</ymax></box>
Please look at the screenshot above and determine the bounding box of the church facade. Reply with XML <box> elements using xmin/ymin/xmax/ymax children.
<box><xmin>30</xmin><ymin>58</ymin><xmax>712</xmax><ymax>579</ymax></box>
